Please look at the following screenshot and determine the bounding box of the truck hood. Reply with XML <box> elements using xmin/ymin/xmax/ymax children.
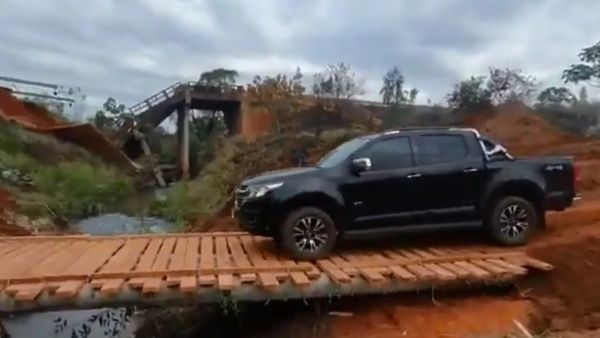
<box><xmin>242</xmin><ymin>167</ymin><xmax>319</xmax><ymax>185</ymax></box>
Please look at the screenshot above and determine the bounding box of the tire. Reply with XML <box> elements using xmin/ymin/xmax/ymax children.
<box><xmin>487</xmin><ymin>196</ymin><xmax>538</xmax><ymax>246</ymax></box>
<box><xmin>279</xmin><ymin>207</ymin><xmax>337</xmax><ymax>260</ymax></box>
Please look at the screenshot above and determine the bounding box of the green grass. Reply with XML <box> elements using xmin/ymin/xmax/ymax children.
<box><xmin>0</xmin><ymin>120</ymin><xmax>134</xmax><ymax>219</ymax></box>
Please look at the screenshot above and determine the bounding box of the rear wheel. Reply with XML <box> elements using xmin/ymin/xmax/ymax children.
<box><xmin>488</xmin><ymin>196</ymin><xmax>538</xmax><ymax>246</ymax></box>
<box><xmin>279</xmin><ymin>207</ymin><xmax>337</xmax><ymax>260</ymax></box>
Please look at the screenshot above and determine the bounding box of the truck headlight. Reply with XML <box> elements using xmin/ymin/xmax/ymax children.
<box><xmin>249</xmin><ymin>182</ymin><xmax>284</xmax><ymax>198</ymax></box>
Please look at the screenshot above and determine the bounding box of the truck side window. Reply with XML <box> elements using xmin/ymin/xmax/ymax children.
<box><xmin>418</xmin><ymin>135</ymin><xmax>468</xmax><ymax>165</ymax></box>
<box><xmin>360</xmin><ymin>137</ymin><xmax>413</xmax><ymax>171</ymax></box>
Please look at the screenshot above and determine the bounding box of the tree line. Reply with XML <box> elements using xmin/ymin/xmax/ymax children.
<box><xmin>92</xmin><ymin>39</ymin><xmax>600</xmax><ymax>136</ymax></box>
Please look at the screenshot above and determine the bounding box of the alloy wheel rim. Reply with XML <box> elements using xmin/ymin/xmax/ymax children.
<box><xmin>292</xmin><ymin>216</ymin><xmax>328</xmax><ymax>252</ymax></box>
<box><xmin>499</xmin><ymin>203</ymin><xmax>529</xmax><ymax>238</ymax></box>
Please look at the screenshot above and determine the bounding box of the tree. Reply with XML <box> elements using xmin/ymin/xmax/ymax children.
<box><xmin>92</xmin><ymin>97</ymin><xmax>130</xmax><ymax>135</ymax></box>
<box><xmin>486</xmin><ymin>67</ymin><xmax>537</xmax><ymax>104</ymax></box>
<box><xmin>446</xmin><ymin>76</ymin><xmax>491</xmax><ymax>111</ymax></box>
<box><xmin>198</xmin><ymin>68</ymin><xmax>238</xmax><ymax>87</ymax></box>
<box><xmin>380</xmin><ymin>66</ymin><xmax>419</xmax><ymax>106</ymax></box>
<box><xmin>247</xmin><ymin>74</ymin><xmax>303</xmax><ymax>135</ymax></box>
<box><xmin>563</xmin><ymin>41</ymin><xmax>600</xmax><ymax>88</ymax></box>
<box><xmin>291</xmin><ymin>67</ymin><xmax>305</xmax><ymax>95</ymax></box>
<box><xmin>537</xmin><ymin>86</ymin><xmax>577</xmax><ymax>106</ymax></box>
<box><xmin>312</xmin><ymin>63</ymin><xmax>364</xmax><ymax>99</ymax></box>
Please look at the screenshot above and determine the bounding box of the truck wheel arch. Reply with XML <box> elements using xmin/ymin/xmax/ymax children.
<box><xmin>481</xmin><ymin>180</ymin><xmax>545</xmax><ymax>224</ymax></box>
<box><xmin>276</xmin><ymin>192</ymin><xmax>345</xmax><ymax>233</ymax></box>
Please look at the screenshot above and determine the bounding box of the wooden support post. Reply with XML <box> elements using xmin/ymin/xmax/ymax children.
<box><xmin>177</xmin><ymin>88</ymin><xmax>191</xmax><ymax>180</ymax></box>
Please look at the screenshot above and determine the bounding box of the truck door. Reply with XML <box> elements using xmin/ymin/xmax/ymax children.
<box><xmin>412</xmin><ymin>133</ymin><xmax>486</xmax><ymax>223</ymax></box>
<box><xmin>341</xmin><ymin>135</ymin><xmax>420</xmax><ymax>229</ymax></box>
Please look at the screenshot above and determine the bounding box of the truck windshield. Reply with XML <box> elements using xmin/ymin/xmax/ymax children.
<box><xmin>317</xmin><ymin>136</ymin><xmax>374</xmax><ymax>168</ymax></box>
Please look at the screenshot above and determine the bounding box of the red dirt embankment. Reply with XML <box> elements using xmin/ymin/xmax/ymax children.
<box><xmin>464</xmin><ymin>102</ymin><xmax>578</xmax><ymax>152</ymax></box>
<box><xmin>0</xmin><ymin>88</ymin><xmax>137</xmax><ymax>172</ymax></box>
<box><xmin>0</xmin><ymin>89</ymin><xmax>63</xmax><ymax>129</ymax></box>
<box><xmin>0</xmin><ymin>187</ymin><xmax>31</xmax><ymax>236</ymax></box>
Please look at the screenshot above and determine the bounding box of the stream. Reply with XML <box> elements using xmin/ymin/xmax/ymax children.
<box><xmin>1</xmin><ymin>213</ymin><xmax>173</xmax><ymax>338</ymax></box>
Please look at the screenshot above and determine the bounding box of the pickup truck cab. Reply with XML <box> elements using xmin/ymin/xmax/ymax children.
<box><xmin>234</xmin><ymin>128</ymin><xmax>578</xmax><ymax>260</ymax></box>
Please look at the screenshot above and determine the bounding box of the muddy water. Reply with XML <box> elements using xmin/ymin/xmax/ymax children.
<box><xmin>1</xmin><ymin>213</ymin><xmax>173</xmax><ymax>338</ymax></box>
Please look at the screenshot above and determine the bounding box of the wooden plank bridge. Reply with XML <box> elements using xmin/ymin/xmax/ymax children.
<box><xmin>0</xmin><ymin>232</ymin><xmax>552</xmax><ymax>313</ymax></box>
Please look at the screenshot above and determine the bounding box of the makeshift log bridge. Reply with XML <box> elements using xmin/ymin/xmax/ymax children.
<box><xmin>0</xmin><ymin>232</ymin><xmax>552</xmax><ymax>313</ymax></box>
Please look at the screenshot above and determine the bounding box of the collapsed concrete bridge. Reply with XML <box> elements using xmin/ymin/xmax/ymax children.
<box><xmin>0</xmin><ymin>232</ymin><xmax>551</xmax><ymax>313</ymax></box>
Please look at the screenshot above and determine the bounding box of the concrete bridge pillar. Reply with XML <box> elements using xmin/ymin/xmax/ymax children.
<box><xmin>177</xmin><ymin>88</ymin><xmax>191</xmax><ymax>180</ymax></box>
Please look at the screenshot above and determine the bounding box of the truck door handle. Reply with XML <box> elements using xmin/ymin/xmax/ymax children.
<box><xmin>406</xmin><ymin>173</ymin><xmax>422</xmax><ymax>179</ymax></box>
<box><xmin>463</xmin><ymin>167</ymin><xmax>478</xmax><ymax>173</ymax></box>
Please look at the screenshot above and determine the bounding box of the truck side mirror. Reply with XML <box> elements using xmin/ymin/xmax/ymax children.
<box><xmin>351</xmin><ymin>158</ymin><xmax>372</xmax><ymax>174</ymax></box>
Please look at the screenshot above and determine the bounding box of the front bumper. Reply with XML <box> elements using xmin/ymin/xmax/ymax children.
<box><xmin>233</xmin><ymin>196</ymin><xmax>276</xmax><ymax>236</ymax></box>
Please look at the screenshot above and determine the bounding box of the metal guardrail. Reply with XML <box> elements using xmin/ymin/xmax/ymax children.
<box><xmin>128</xmin><ymin>82</ymin><xmax>184</xmax><ymax>115</ymax></box>
<box><xmin>128</xmin><ymin>82</ymin><xmax>244</xmax><ymax>115</ymax></box>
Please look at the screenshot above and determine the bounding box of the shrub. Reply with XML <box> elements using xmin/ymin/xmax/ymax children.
<box><xmin>32</xmin><ymin>162</ymin><xmax>134</xmax><ymax>217</ymax></box>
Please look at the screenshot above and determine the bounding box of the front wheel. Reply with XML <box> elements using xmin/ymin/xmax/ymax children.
<box><xmin>487</xmin><ymin>196</ymin><xmax>538</xmax><ymax>246</ymax></box>
<box><xmin>279</xmin><ymin>207</ymin><xmax>337</xmax><ymax>260</ymax></box>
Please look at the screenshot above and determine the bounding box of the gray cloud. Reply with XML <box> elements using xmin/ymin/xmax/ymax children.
<box><xmin>0</xmin><ymin>0</ymin><xmax>598</xmax><ymax>116</ymax></box>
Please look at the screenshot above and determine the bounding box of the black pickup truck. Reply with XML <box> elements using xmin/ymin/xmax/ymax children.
<box><xmin>234</xmin><ymin>128</ymin><xmax>578</xmax><ymax>260</ymax></box>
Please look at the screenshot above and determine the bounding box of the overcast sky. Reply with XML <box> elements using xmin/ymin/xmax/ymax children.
<box><xmin>0</xmin><ymin>0</ymin><xmax>598</xmax><ymax>117</ymax></box>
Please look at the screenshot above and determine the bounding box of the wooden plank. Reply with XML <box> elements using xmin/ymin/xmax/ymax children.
<box><xmin>405</xmin><ymin>265</ymin><xmax>436</xmax><ymax>280</ymax></box>
<box><xmin>166</xmin><ymin>238</ymin><xmax>188</xmax><ymax>286</ymax></box>
<box><xmin>253</xmin><ymin>237</ymin><xmax>282</xmax><ymax>285</ymax></box>
<box><xmin>142</xmin><ymin>278</ymin><xmax>161</xmax><ymax>294</ymax></box>
<box><xmin>289</xmin><ymin>272</ymin><xmax>311</xmax><ymax>287</ymax></box>
<box><xmin>486</xmin><ymin>259</ymin><xmax>528</xmax><ymax>275</ymax></box>
<box><xmin>141</xmin><ymin>237</ymin><xmax>175</xmax><ymax>294</ymax></box>
<box><xmin>438</xmin><ymin>262</ymin><xmax>472</xmax><ymax>279</ymax></box>
<box><xmin>524</xmin><ymin>257</ymin><xmax>554</xmax><ymax>271</ymax></box>
<box><xmin>199</xmin><ymin>236</ymin><xmax>215</xmax><ymax>284</ymax></box>
<box><xmin>178</xmin><ymin>236</ymin><xmax>199</xmax><ymax>291</ymax></box>
<box><xmin>0</xmin><ymin>242</ymin><xmax>64</xmax><ymax>279</ymax></box>
<box><xmin>389</xmin><ymin>266</ymin><xmax>417</xmax><ymax>281</ymax></box>
<box><xmin>227</xmin><ymin>236</ymin><xmax>254</xmax><ymax>283</ymax></box>
<box><xmin>11</xmin><ymin>241</ymin><xmax>73</xmax><ymax>277</ymax></box>
<box><xmin>240</xmin><ymin>273</ymin><xmax>256</xmax><ymax>283</ymax></box>
<box><xmin>215</xmin><ymin>237</ymin><xmax>234</xmax><ymax>290</ymax></box>
<box><xmin>423</xmin><ymin>264</ymin><xmax>457</xmax><ymax>281</ymax></box>
<box><xmin>317</xmin><ymin>260</ymin><xmax>351</xmax><ymax>284</ymax></box>
<box><xmin>95</xmin><ymin>239</ymin><xmax>149</xmax><ymax>295</ymax></box>
<box><xmin>383</xmin><ymin>250</ymin><xmax>410</xmax><ymax>264</ymax></box>
<box><xmin>55</xmin><ymin>280</ymin><xmax>84</xmax><ymax>299</ymax></box>
<box><xmin>410</xmin><ymin>249</ymin><xmax>437</xmax><ymax>259</ymax></box>
<box><xmin>239</xmin><ymin>236</ymin><xmax>267</xmax><ymax>267</ymax></box>
<box><xmin>129</xmin><ymin>238</ymin><xmax>164</xmax><ymax>288</ymax></box>
<box><xmin>98</xmin><ymin>239</ymin><xmax>149</xmax><ymax>273</ymax></box>
<box><xmin>315</xmin><ymin>251</ymin><xmax>526</xmax><ymax>270</ymax></box>
<box><xmin>338</xmin><ymin>253</ymin><xmax>361</xmax><ymax>276</ymax></box>
<box><xmin>13</xmin><ymin>284</ymin><xmax>44</xmax><ymax>301</ymax></box>
<box><xmin>22</xmin><ymin>241</ymin><xmax>89</xmax><ymax>279</ymax></box>
<box><xmin>258</xmin><ymin>273</ymin><xmax>279</xmax><ymax>291</ymax></box>
<box><xmin>304</xmin><ymin>263</ymin><xmax>321</xmax><ymax>279</ymax></box>
<box><xmin>100</xmin><ymin>279</ymin><xmax>124</xmax><ymax>295</ymax></box>
<box><xmin>470</xmin><ymin>260</ymin><xmax>510</xmax><ymax>276</ymax></box>
<box><xmin>359</xmin><ymin>268</ymin><xmax>385</xmax><ymax>283</ymax></box>
<box><xmin>453</xmin><ymin>261</ymin><xmax>491</xmax><ymax>279</ymax></box>
<box><xmin>180</xmin><ymin>277</ymin><xmax>197</xmax><ymax>292</ymax></box>
<box><xmin>59</xmin><ymin>240</ymin><xmax>125</xmax><ymax>276</ymax></box>
<box><xmin>169</xmin><ymin>238</ymin><xmax>188</xmax><ymax>270</ymax></box>
<box><xmin>3</xmin><ymin>243</ymin><xmax>73</xmax><ymax>297</ymax></box>
<box><xmin>198</xmin><ymin>275</ymin><xmax>216</xmax><ymax>286</ymax></box>
<box><xmin>395</xmin><ymin>250</ymin><xmax>422</xmax><ymax>260</ymax></box>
